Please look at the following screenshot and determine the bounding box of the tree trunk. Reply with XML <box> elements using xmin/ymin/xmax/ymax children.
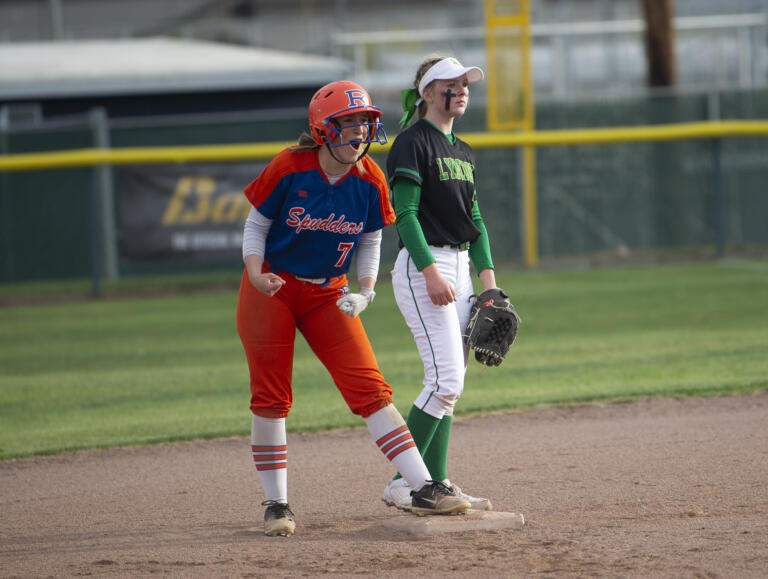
<box><xmin>642</xmin><ymin>0</ymin><xmax>677</xmax><ymax>87</ymax></box>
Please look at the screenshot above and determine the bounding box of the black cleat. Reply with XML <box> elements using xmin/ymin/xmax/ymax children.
<box><xmin>410</xmin><ymin>480</ymin><xmax>471</xmax><ymax>516</ymax></box>
<box><xmin>263</xmin><ymin>500</ymin><xmax>295</xmax><ymax>536</ymax></box>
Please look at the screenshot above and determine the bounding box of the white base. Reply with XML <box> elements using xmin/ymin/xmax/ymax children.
<box><xmin>381</xmin><ymin>510</ymin><xmax>525</xmax><ymax>535</ymax></box>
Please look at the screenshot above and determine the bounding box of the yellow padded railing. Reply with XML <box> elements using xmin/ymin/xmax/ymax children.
<box><xmin>2</xmin><ymin>120</ymin><xmax>767</xmax><ymax>173</ymax></box>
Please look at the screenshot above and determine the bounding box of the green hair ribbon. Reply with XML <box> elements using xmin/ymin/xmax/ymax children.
<box><xmin>399</xmin><ymin>88</ymin><xmax>420</xmax><ymax>129</ymax></box>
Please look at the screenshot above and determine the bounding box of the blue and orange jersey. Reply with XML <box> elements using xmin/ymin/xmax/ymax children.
<box><xmin>244</xmin><ymin>148</ymin><xmax>395</xmax><ymax>279</ymax></box>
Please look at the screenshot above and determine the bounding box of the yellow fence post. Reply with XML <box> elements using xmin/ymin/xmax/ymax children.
<box><xmin>484</xmin><ymin>0</ymin><xmax>538</xmax><ymax>266</ymax></box>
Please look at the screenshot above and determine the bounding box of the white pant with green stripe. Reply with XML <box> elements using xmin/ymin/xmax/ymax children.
<box><xmin>391</xmin><ymin>246</ymin><xmax>475</xmax><ymax>419</ymax></box>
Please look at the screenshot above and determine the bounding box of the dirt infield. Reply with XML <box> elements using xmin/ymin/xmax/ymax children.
<box><xmin>2</xmin><ymin>393</ymin><xmax>767</xmax><ymax>578</ymax></box>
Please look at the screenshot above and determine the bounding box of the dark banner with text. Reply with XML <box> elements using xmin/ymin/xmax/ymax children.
<box><xmin>118</xmin><ymin>163</ymin><xmax>267</xmax><ymax>262</ymax></box>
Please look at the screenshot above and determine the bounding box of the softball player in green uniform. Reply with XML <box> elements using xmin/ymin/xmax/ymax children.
<box><xmin>383</xmin><ymin>56</ymin><xmax>500</xmax><ymax>511</ymax></box>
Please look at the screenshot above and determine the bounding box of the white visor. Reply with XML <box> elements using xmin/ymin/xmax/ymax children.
<box><xmin>417</xmin><ymin>57</ymin><xmax>484</xmax><ymax>100</ymax></box>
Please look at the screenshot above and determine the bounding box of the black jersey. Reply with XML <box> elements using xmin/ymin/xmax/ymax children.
<box><xmin>386</xmin><ymin>119</ymin><xmax>481</xmax><ymax>247</ymax></box>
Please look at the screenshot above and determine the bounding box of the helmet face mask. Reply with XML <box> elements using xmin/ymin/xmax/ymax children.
<box><xmin>309</xmin><ymin>81</ymin><xmax>388</xmax><ymax>149</ymax></box>
<box><xmin>324</xmin><ymin>113</ymin><xmax>386</xmax><ymax>149</ymax></box>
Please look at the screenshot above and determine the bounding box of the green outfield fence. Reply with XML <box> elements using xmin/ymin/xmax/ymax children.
<box><xmin>1</xmin><ymin>89</ymin><xmax>767</xmax><ymax>288</ymax></box>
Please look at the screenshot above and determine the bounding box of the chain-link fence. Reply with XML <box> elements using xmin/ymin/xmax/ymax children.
<box><xmin>1</xmin><ymin>88</ymin><xmax>767</xmax><ymax>283</ymax></box>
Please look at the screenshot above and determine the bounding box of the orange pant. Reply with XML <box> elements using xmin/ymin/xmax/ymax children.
<box><xmin>237</xmin><ymin>269</ymin><xmax>393</xmax><ymax>419</ymax></box>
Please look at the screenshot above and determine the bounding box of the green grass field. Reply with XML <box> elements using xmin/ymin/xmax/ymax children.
<box><xmin>1</xmin><ymin>259</ymin><xmax>767</xmax><ymax>460</ymax></box>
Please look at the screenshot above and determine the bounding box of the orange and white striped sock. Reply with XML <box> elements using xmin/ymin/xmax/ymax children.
<box><xmin>365</xmin><ymin>404</ymin><xmax>430</xmax><ymax>491</ymax></box>
<box><xmin>251</xmin><ymin>415</ymin><xmax>288</xmax><ymax>503</ymax></box>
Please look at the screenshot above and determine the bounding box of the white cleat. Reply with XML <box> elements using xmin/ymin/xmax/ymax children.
<box><xmin>443</xmin><ymin>479</ymin><xmax>493</xmax><ymax>511</ymax></box>
<box><xmin>382</xmin><ymin>478</ymin><xmax>413</xmax><ymax>511</ymax></box>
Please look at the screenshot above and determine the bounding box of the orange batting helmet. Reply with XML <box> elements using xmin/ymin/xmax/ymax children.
<box><xmin>308</xmin><ymin>81</ymin><xmax>387</xmax><ymax>147</ymax></box>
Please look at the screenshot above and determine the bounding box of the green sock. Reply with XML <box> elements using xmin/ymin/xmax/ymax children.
<box><xmin>392</xmin><ymin>405</ymin><xmax>440</xmax><ymax>481</ymax></box>
<box><xmin>423</xmin><ymin>414</ymin><xmax>452</xmax><ymax>481</ymax></box>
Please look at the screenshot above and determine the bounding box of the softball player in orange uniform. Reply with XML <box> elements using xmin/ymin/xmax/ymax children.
<box><xmin>237</xmin><ymin>81</ymin><xmax>470</xmax><ymax>536</ymax></box>
<box><xmin>382</xmin><ymin>57</ymin><xmax>500</xmax><ymax>512</ymax></box>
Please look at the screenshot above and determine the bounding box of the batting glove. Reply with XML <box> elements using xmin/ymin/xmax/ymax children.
<box><xmin>336</xmin><ymin>287</ymin><xmax>376</xmax><ymax>318</ymax></box>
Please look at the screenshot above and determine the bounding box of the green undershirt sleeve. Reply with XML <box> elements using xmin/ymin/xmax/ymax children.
<box><xmin>392</xmin><ymin>178</ymin><xmax>435</xmax><ymax>271</ymax></box>
<box><xmin>469</xmin><ymin>198</ymin><xmax>494</xmax><ymax>273</ymax></box>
